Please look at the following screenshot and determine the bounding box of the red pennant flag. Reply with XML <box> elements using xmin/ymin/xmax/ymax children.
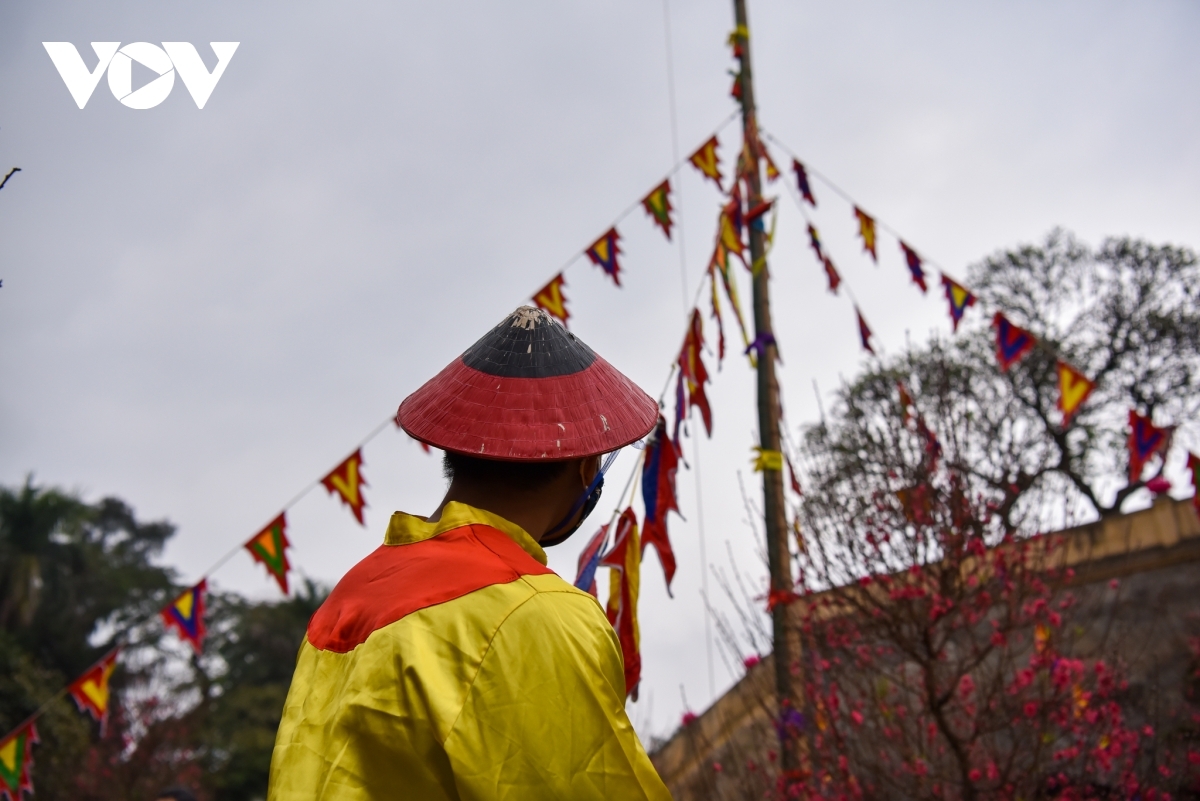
<box><xmin>1128</xmin><ymin>410</ymin><xmax>1170</xmax><ymax>483</ymax></box>
<box><xmin>322</xmin><ymin>449</ymin><xmax>368</xmax><ymax>526</ymax></box>
<box><xmin>640</xmin><ymin>417</ymin><xmax>680</xmax><ymax>594</ymax></box>
<box><xmin>856</xmin><ymin>307</ymin><xmax>875</xmax><ymax>355</ymax></box>
<box><xmin>532</xmin><ymin>273</ymin><xmax>570</xmax><ymax>326</ymax></box>
<box><xmin>823</xmin><ymin>257</ymin><xmax>842</xmax><ymax>295</ymax></box>
<box><xmin>899</xmin><ymin>241</ymin><xmax>928</xmax><ymax>293</ymax></box>
<box><xmin>678</xmin><ymin>310</ymin><xmax>714</xmax><ymax>437</ymax></box>
<box><xmin>785</xmin><ymin>452</ymin><xmax>803</xmax><ymax>496</ymax></box>
<box><xmin>161</xmin><ymin>580</ymin><xmax>208</xmax><ymax>654</ymax></box>
<box><xmin>1056</xmin><ymin>361</ymin><xmax>1095</xmax><ymax>427</ymax></box>
<box><xmin>69</xmin><ymin>648</ymin><xmax>120</xmax><ymax>735</ymax></box>
<box><xmin>940</xmin><ymin>274</ymin><xmax>976</xmax><ymax>332</ymax></box>
<box><xmin>854</xmin><ymin>207</ymin><xmax>877</xmax><ymax>262</ymax></box>
<box><xmin>642</xmin><ymin>179</ymin><xmax>674</xmax><ymax>240</ymax></box>
<box><xmin>689</xmin><ymin>136</ymin><xmax>723</xmax><ymax>190</ymax></box>
<box><xmin>245</xmin><ymin>514</ymin><xmax>292</xmax><ymax>594</ymax></box>
<box><xmin>993</xmin><ymin>312</ymin><xmax>1036</xmax><ymax>371</ymax></box>
<box><xmin>585</xmin><ymin>228</ymin><xmax>623</xmax><ymax>287</ymax></box>
<box><xmin>0</xmin><ymin>721</ymin><xmax>38</xmax><ymax>801</ymax></box>
<box><xmin>1187</xmin><ymin>452</ymin><xmax>1200</xmax><ymax>520</ymax></box>
<box><xmin>600</xmin><ymin>508</ymin><xmax>642</xmax><ymax>699</ymax></box>
<box><xmin>791</xmin><ymin>159</ymin><xmax>816</xmax><ymax>206</ymax></box>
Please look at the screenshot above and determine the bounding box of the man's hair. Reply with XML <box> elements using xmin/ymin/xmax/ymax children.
<box><xmin>442</xmin><ymin>451</ymin><xmax>572</xmax><ymax>492</ymax></box>
<box><xmin>155</xmin><ymin>789</ymin><xmax>197</xmax><ymax>801</ymax></box>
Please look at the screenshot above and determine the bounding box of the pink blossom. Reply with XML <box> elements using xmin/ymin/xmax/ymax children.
<box><xmin>682</xmin><ymin>711</ymin><xmax>697</xmax><ymax>727</ymax></box>
<box><xmin>850</xmin><ymin>710</ymin><xmax>864</xmax><ymax>726</ymax></box>
<box><xmin>958</xmin><ymin>674</ymin><xmax>976</xmax><ymax>698</ymax></box>
<box><xmin>743</xmin><ymin>654</ymin><xmax>761</xmax><ymax>670</ymax></box>
<box><xmin>1023</xmin><ymin>701</ymin><xmax>1039</xmax><ymax>718</ymax></box>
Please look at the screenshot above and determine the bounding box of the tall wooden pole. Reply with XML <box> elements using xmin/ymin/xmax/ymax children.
<box><xmin>732</xmin><ymin>0</ymin><xmax>801</xmax><ymax>775</ymax></box>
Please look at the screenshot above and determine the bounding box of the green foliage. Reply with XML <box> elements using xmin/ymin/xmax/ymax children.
<box><xmin>0</xmin><ymin>477</ymin><xmax>327</xmax><ymax>800</ymax></box>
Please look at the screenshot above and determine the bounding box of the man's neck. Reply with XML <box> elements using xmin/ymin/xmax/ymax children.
<box><xmin>430</xmin><ymin>482</ymin><xmax>560</xmax><ymax>543</ymax></box>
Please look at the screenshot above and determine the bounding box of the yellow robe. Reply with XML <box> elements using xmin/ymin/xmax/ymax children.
<box><xmin>267</xmin><ymin>501</ymin><xmax>671</xmax><ymax>800</ymax></box>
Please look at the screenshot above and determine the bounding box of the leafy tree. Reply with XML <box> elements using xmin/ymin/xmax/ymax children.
<box><xmin>0</xmin><ymin>478</ymin><xmax>328</xmax><ymax>800</ymax></box>
<box><xmin>687</xmin><ymin>232</ymin><xmax>1200</xmax><ymax>800</ymax></box>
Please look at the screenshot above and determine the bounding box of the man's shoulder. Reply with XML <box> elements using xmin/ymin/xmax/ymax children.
<box><xmin>306</xmin><ymin>522</ymin><xmax>554</xmax><ymax>653</ymax></box>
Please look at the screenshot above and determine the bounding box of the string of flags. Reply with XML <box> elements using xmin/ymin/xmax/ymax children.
<box><xmin>0</xmin><ymin>432</ymin><xmax>378</xmax><ymax>795</ymax></box>
<box><xmin>0</xmin><ymin>118</ymin><xmax>750</xmax><ymax>786</ymax></box>
<box><xmin>532</xmin><ymin>117</ymin><xmax>741</xmax><ymax>326</ymax></box>
<box><xmin>761</xmin><ymin>126</ymin><xmax>1188</xmax><ymax>495</ymax></box>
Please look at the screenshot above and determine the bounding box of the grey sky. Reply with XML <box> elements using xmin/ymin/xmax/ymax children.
<box><xmin>2</xmin><ymin>1</ymin><xmax>1198</xmax><ymax>740</ymax></box>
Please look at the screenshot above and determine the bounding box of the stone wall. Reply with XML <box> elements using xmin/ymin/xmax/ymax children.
<box><xmin>649</xmin><ymin>497</ymin><xmax>1200</xmax><ymax>800</ymax></box>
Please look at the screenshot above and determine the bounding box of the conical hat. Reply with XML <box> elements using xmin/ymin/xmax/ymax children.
<box><xmin>396</xmin><ymin>306</ymin><xmax>658</xmax><ymax>461</ymax></box>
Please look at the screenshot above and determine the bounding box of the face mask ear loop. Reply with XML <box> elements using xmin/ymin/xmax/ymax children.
<box><xmin>542</xmin><ymin>450</ymin><xmax>622</xmax><ymax>545</ymax></box>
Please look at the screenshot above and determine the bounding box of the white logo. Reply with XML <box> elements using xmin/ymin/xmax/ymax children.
<box><xmin>43</xmin><ymin>42</ymin><xmax>239</xmax><ymax>109</ymax></box>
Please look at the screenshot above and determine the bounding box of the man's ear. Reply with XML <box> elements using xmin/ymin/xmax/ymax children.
<box><xmin>578</xmin><ymin>455</ymin><xmax>600</xmax><ymax>487</ymax></box>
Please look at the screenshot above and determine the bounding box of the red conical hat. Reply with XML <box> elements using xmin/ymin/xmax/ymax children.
<box><xmin>397</xmin><ymin>306</ymin><xmax>658</xmax><ymax>461</ymax></box>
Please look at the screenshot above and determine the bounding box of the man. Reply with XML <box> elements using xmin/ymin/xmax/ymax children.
<box><xmin>268</xmin><ymin>306</ymin><xmax>671</xmax><ymax>800</ymax></box>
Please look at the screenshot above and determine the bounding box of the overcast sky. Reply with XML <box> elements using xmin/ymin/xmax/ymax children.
<box><xmin>2</xmin><ymin>0</ymin><xmax>1198</xmax><ymax>741</ymax></box>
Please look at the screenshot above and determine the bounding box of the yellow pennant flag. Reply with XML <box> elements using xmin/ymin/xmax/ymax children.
<box><xmin>854</xmin><ymin>206</ymin><xmax>877</xmax><ymax>262</ymax></box>
<box><xmin>533</xmin><ymin>273</ymin><xmax>570</xmax><ymax>326</ymax></box>
<box><xmin>689</xmin><ymin>136</ymin><xmax>723</xmax><ymax>190</ymax></box>
<box><xmin>1056</xmin><ymin>361</ymin><xmax>1096</xmax><ymax>427</ymax></box>
<box><xmin>322</xmin><ymin>449</ymin><xmax>368</xmax><ymax>526</ymax></box>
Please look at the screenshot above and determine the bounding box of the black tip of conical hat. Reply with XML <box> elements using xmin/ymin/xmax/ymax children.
<box><xmin>461</xmin><ymin>306</ymin><xmax>597</xmax><ymax>379</ymax></box>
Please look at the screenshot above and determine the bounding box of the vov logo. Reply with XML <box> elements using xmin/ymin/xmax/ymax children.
<box><xmin>43</xmin><ymin>42</ymin><xmax>239</xmax><ymax>109</ymax></box>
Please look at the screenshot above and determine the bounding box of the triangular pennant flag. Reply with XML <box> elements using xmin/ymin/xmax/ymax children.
<box><xmin>785</xmin><ymin>452</ymin><xmax>803</xmax><ymax>496</ymax></box>
<box><xmin>533</xmin><ymin>273</ymin><xmax>570</xmax><ymax>326</ymax></box>
<box><xmin>856</xmin><ymin>307</ymin><xmax>875</xmax><ymax>355</ymax></box>
<box><xmin>763</xmin><ymin>145</ymin><xmax>781</xmax><ymax>182</ymax></box>
<box><xmin>899</xmin><ymin>241</ymin><xmax>928</xmax><ymax>293</ymax></box>
<box><xmin>1056</xmin><ymin>361</ymin><xmax>1095</xmax><ymax>427</ymax></box>
<box><xmin>322</xmin><ymin>448</ymin><xmax>368</xmax><ymax>526</ymax></box>
<box><xmin>1186</xmin><ymin>452</ymin><xmax>1200</xmax><ymax>520</ymax></box>
<box><xmin>641</xmin><ymin>417</ymin><xmax>680</xmax><ymax>594</ymax></box>
<box><xmin>791</xmin><ymin>159</ymin><xmax>816</xmax><ymax>206</ymax></box>
<box><xmin>0</xmin><ymin>722</ymin><xmax>38</xmax><ymax>801</ymax></box>
<box><xmin>729</xmin><ymin>68</ymin><xmax>743</xmax><ymax>101</ymax></box>
<box><xmin>940</xmin><ymin>273</ymin><xmax>976</xmax><ymax>332</ymax></box>
<box><xmin>69</xmin><ymin>648</ymin><xmax>120</xmax><ymax>735</ymax></box>
<box><xmin>992</xmin><ymin>312</ymin><xmax>1036</xmax><ymax>372</ymax></box>
<box><xmin>641</xmin><ymin>179</ymin><xmax>674</xmax><ymax>240</ymax></box>
<box><xmin>245</xmin><ymin>514</ymin><xmax>292</xmax><ymax>594</ymax></box>
<box><xmin>585</xmin><ymin>228</ymin><xmax>623</xmax><ymax>287</ymax></box>
<box><xmin>573</xmin><ymin>524</ymin><xmax>609</xmax><ymax>599</ymax></box>
<box><xmin>806</xmin><ymin>223</ymin><xmax>824</xmax><ymax>261</ymax></box>
<box><xmin>823</xmin><ymin>257</ymin><xmax>842</xmax><ymax>295</ymax></box>
<box><xmin>709</xmin><ymin>242</ymin><xmax>752</xmax><ymax>361</ymax></box>
<box><xmin>600</xmin><ymin>508</ymin><xmax>642</xmax><ymax>699</ymax></box>
<box><xmin>688</xmin><ymin>136</ymin><xmax>723</xmax><ymax>190</ymax></box>
<box><xmin>719</xmin><ymin>204</ymin><xmax>746</xmax><ymax>258</ymax></box>
<box><xmin>854</xmin><ymin>206</ymin><xmax>877</xmax><ymax>262</ymax></box>
<box><xmin>677</xmin><ymin>309</ymin><xmax>714</xmax><ymax>438</ymax></box>
<box><xmin>709</xmin><ymin>265</ymin><xmax>727</xmax><ymax>365</ymax></box>
<box><xmin>161</xmin><ymin>580</ymin><xmax>208</xmax><ymax>654</ymax></box>
<box><xmin>1127</xmin><ymin>410</ymin><xmax>1170</xmax><ymax>483</ymax></box>
<box><xmin>719</xmin><ymin>180</ymin><xmax>746</xmax><ymax>260</ymax></box>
